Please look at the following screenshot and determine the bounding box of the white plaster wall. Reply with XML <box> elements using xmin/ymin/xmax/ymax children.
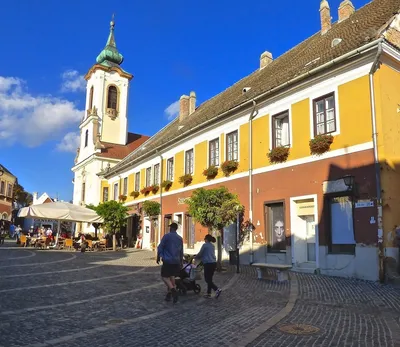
<box><xmin>318</xmin><ymin>245</ymin><xmax>379</xmax><ymax>281</ymax></box>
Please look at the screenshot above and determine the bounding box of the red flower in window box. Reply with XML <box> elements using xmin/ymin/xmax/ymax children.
<box><xmin>221</xmin><ymin>160</ymin><xmax>239</xmax><ymax>177</ymax></box>
<box><xmin>119</xmin><ymin>194</ymin><xmax>127</xmax><ymax>202</ymax></box>
<box><xmin>203</xmin><ymin>166</ymin><xmax>219</xmax><ymax>180</ymax></box>
<box><xmin>268</xmin><ymin>146</ymin><xmax>290</xmax><ymax>164</ymax></box>
<box><xmin>140</xmin><ymin>187</ymin><xmax>152</xmax><ymax>195</ymax></box>
<box><xmin>151</xmin><ymin>185</ymin><xmax>159</xmax><ymax>194</ymax></box>
<box><xmin>309</xmin><ymin>134</ymin><xmax>334</xmax><ymax>155</ymax></box>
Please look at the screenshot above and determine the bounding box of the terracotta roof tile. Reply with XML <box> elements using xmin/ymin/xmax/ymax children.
<box><xmin>109</xmin><ymin>0</ymin><xmax>400</xmax><ymax>175</ymax></box>
<box><xmin>96</xmin><ymin>133</ymin><xmax>150</xmax><ymax>160</ymax></box>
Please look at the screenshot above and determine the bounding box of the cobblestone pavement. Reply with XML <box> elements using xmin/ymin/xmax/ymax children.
<box><xmin>0</xmin><ymin>241</ymin><xmax>399</xmax><ymax>347</ymax></box>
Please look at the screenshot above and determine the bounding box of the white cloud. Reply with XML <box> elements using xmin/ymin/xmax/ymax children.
<box><xmin>164</xmin><ymin>100</ymin><xmax>180</xmax><ymax>120</ymax></box>
<box><xmin>56</xmin><ymin>132</ymin><xmax>80</xmax><ymax>153</ymax></box>
<box><xmin>60</xmin><ymin>70</ymin><xmax>86</xmax><ymax>93</ymax></box>
<box><xmin>0</xmin><ymin>76</ymin><xmax>83</xmax><ymax>148</ymax></box>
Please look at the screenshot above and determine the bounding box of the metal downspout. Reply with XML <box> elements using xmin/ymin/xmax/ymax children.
<box><xmin>157</xmin><ymin>151</ymin><xmax>163</xmax><ymax>245</ymax></box>
<box><xmin>248</xmin><ymin>99</ymin><xmax>257</xmax><ymax>264</ymax></box>
<box><xmin>368</xmin><ymin>42</ymin><xmax>384</xmax><ymax>283</ymax></box>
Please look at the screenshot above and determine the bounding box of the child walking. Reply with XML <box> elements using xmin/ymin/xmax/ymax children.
<box><xmin>195</xmin><ymin>234</ymin><xmax>222</xmax><ymax>299</ymax></box>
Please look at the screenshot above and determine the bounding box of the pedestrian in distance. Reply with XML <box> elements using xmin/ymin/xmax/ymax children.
<box><xmin>195</xmin><ymin>234</ymin><xmax>222</xmax><ymax>299</ymax></box>
<box><xmin>157</xmin><ymin>222</ymin><xmax>183</xmax><ymax>304</ymax></box>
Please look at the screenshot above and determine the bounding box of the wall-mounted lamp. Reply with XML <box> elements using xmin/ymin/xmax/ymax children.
<box><xmin>343</xmin><ymin>175</ymin><xmax>355</xmax><ymax>190</ymax></box>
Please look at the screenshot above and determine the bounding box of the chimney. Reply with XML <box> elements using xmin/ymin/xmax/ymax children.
<box><xmin>260</xmin><ymin>51</ymin><xmax>273</xmax><ymax>70</ymax></box>
<box><xmin>179</xmin><ymin>95</ymin><xmax>190</xmax><ymax>121</ymax></box>
<box><xmin>33</xmin><ymin>192</ymin><xmax>38</xmax><ymax>204</ymax></box>
<box><xmin>338</xmin><ymin>0</ymin><xmax>355</xmax><ymax>22</ymax></box>
<box><xmin>189</xmin><ymin>91</ymin><xmax>196</xmax><ymax>115</ymax></box>
<box><xmin>320</xmin><ymin>0</ymin><xmax>331</xmax><ymax>35</ymax></box>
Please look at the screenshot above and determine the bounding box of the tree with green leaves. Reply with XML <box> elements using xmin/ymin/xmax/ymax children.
<box><xmin>187</xmin><ymin>187</ymin><xmax>244</xmax><ymax>270</ymax></box>
<box><xmin>92</xmin><ymin>200</ymin><xmax>128</xmax><ymax>234</ymax></box>
<box><xmin>142</xmin><ymin>200</ymin><xmax>161</xmax><ymax>251</ymax></box>
<box><xmin>13</xmin><ymin>183</ymin><xmax>33</xmax><ymax>208</ymax></box>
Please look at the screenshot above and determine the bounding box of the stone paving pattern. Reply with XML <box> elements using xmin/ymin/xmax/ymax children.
<box><xmin>0</xmin><ymin>240</ymin><xmax>399</xmax><ymax>347</ymax></box>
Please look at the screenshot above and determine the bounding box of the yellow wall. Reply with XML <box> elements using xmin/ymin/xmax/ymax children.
<box><xmin>105</xmin><ymin>74</ymin><xmax>376</xmax><ymax>198</ymax></box>
<box><xmin>100</xmin><ymin>180</ymin><xmax>109</xmax><ymax>202</ymax></box>
<box><xmin>374</xmin><ymin>63</ymin><xmax>400</xmax><ymax>247</ymax></box>
<box><xmin>252</xmin><ymin>114</ymin><xmax>270</xmax><ymax>169</ymax></box>
<box><xmin>334</xmin><ymin>75</ymin><xmax>372</xmax><ymax>150</ymax></box>
<box><xmin>125</xmin><ymin>173</ymin><xmax>135</xmax><ymax>202</ymax></box>
<box><xmin>194</xmin><ymin>141</ymin><xmax>207</xmax><ymax>183</ymax></box>
<box><xmin>291</xmin><ymin>99</ymin><xmax>311</xmax><ymax>158</ymax></box>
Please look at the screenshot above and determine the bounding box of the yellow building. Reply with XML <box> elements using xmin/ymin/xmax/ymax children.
<box><xmin>94</xmin><ymin>0</ymin><xmax>400</xmax><ymax>281</ymax></box>
<box><xmin>0</xmin><ymin>164</ymin><xmax>17</xmax><ymax>221</ymax></box>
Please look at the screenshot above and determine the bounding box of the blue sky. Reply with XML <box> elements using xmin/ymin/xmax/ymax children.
<box><xmin>0</xmin><ymin>0</ymin><xmax>369</xmax><ymax>201</ymax></box>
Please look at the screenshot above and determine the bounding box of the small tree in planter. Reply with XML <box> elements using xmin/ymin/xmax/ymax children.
<box><xmin>179</xmin><ymin>174</ymin><xmax>193</xmax><ymax>187</ymax></box>
<box><xmin>309</xmin><ymin>134</ymin><xmax>334</xmax><ymax>155</ymax></box>
<box><xmin>268</xmin><ymin>146</ymin><xmax>290</xmax><ymax>164</ymax></box>
<box><xmin>119</xmin><ymin>194</ymin><xmax>127</xmax><ymax>202</ymax></box>
<box><xmin>130</xmin><ymin>191</ymin><xmax>140</xmax><ymax>199</ymax></box>
<box><xmin>221</xmin><ymin>160</ymin><xmax>239</xmax><ymax>177</ymax></box>
<box><xmin>161</xmin><ymin>180</ymin><xmax>172</xmax><ymax>191</ymax></box>
<box><xmin>203</xmin><ymin>166</ymin><xmax>219</xmax><ymax>180</ymax></box>
<box><xmin>152</xmin><ymin>185</ymin><xmax>159</xmax><ymax>194</ymax></box>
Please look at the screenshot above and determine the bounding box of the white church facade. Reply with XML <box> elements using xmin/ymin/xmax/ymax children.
<box><xmin>71</xmin><ymin>18</ymin><xmax>148</xmax><ymax>234</ymax></box>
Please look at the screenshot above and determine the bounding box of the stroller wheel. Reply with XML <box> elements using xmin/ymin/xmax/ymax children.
<box><xmin>194</xmin><ymin>284</ymin><xmax>201</xmax><ymax>294</ymax></box>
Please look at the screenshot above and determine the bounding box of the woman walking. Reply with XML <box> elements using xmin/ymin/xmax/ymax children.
<box><xmin>195</xmin><ymin>234</ymin><xmax>222</xmax><ymax>299</ymax></box>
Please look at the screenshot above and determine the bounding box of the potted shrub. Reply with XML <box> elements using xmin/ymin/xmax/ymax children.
<box><xmin>119</xmin><ymin>194</ymin><xmax>127</xmax><ymax>202</ymax></box>
<box><xmin>203</xmin><ymin>166</ymin><xmax>219</xmax><ymax>180</ymax></box>
<box><xmin>268</xmin><ymin>146</ymin><xmax>290</xmax><ymax>164</ymax></box>
<box><xmin>221</xmin><ymin>160</ymin><xmax>239</xmax><ymax>176</ymax></box>
<box><xmin>309</xmin><ymin>134</ymin><xmax>334</xmax><ymax>155</ymax></box>
<box><xmin>152</xmin><ymin>185</ymin><xmax>159</xmax><ymax>194</ymax></box>
<box><xmin>161</xmin><ymin>180</ymin><xmax>173</xmax><ymax>191</ymax></box>
<box><xmin>130</xmin><ymin>191</ymin><xmax>140</xmax><ymax>199</ymax></box>
<box><xmin>179</xmin><ymin>174</ymin><xmax>193</xmax><ymax>187</ymax></box>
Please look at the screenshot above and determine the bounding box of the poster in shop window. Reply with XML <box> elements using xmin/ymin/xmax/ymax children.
<box><xmin>269</xmin><ymin>203</ymin><xmax>286</xmax><ymax>251</ymax></box>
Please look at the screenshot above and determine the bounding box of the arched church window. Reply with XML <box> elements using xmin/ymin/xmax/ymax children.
<box><xmin>84</xmin><ymin>130</ymin><xmax>89</xmax><ymax>147</ymax></box>
<box><xmin>107</xmin><ymin>86</ymin><xmax>118</xmax><ymax>110</ymax></box>
<box><xmin>89</xmin><ymin>86</ymin><xmax>94</xmax><ymax>110</ymax></box>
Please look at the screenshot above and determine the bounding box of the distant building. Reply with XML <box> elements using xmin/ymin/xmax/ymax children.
<box><xmin>0</xmin><ymin>164</ymin><xmax>17</xmax><ymax>222</ymax></box>
<box><xmin>23</xmin><ymin>192</ymin><xmax>57</xmax><ymax>231</ymax></box>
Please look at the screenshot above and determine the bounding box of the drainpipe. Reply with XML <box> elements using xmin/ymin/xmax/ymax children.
<box><xmin>248</xmin><ymin>99</ymin><xmax>258</xmax><ymax>264</ymax></box>
<box><xmin>368</xmin><ymin>41</ymin><xmax>384</xmax><ymax>283</ymax></box>
<box><xmin>156</xmin><ymin>150</ymin><xmax>163</xmax><ymax>245</ymax></box>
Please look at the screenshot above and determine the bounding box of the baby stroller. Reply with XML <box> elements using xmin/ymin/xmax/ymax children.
<box><xmin>175</xmin><ymin>254</ymin><xmax>203</xmax><ymax>295</ymax></box>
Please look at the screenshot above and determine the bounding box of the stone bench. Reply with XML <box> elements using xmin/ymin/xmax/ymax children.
<box><xmin>251</xmin><ymin>263</ymin><xmax>292</xmax><ymax>282</ymax></box>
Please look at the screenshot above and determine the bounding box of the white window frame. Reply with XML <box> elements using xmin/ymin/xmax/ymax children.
<box><xmin>268</xmin><ymin>107</ymin><xmax>293</xmax><ymax>150</ymax></box>
<box><xmin>113</xmin><ymin>183</ymin><xmax>119</xmax><ymax>200</ymax></box>
<box><xmin>134</xmin><ymin>172</ymin><xmax>140</xmax><ymax>192</ymax></box>
<box><xmin>153</xmin><ymin>163</ymin><xmax>160</xmax><ymax>186</ymax></box>
<box><xmin>309</xmin><ymin>86</ymin><xmax>340</xmax><ymax>139</ymax></box>
<box><xmin>184</xmin><ymin>149</ymin><xmax>194</xmax><ymax>175</ymax></box>
<box><xmin>167</xmin><ymin>157</ymin><xmax>174</xmax><ymax>181</ymax></box>
<box><xmin>146</xmin><ymin>167</ymin><xmax>152</xmax><ymax>187</ymax></box>
<box><xmin>123</xmin><ymin>177</ymin><xmax>128</xmax><ymax>196</ymax></box>
<box><xmin>208</xmin><ymin>138</ymin><xmax>220</xmax><ymax>167</ymax></box>
<box><xmin>226</xmin><ymin>130</ymin><xmax>239</xmax><ymax>162</ymax></box>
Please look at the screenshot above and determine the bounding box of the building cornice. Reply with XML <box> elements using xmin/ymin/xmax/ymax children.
<box><xmin>84</xmin><ymin>64</ymin><xmax>133</xmax><ymax>81</ymax></box>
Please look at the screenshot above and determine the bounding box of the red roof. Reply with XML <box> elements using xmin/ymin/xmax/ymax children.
<box><xmin>96</xmin><ymin>133</ymin><xmax>150</xmax><ymax>160</ymax></box>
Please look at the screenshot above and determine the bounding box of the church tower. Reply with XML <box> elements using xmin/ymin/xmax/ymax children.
<box><xmin>72</xmin><ymin>17</ymin><xmax>134</xmax><ymax>232</ymax></box>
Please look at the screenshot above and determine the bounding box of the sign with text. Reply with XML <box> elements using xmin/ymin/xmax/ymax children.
<box><xmin>178</xmin><ymin>197</ymin><xmax>190</xmax><ymax>205</ymax></box>
<box><xmin>355</xmin><ymin>200</ymin><xmax>374</xmax><ymax>208</ymax></box>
